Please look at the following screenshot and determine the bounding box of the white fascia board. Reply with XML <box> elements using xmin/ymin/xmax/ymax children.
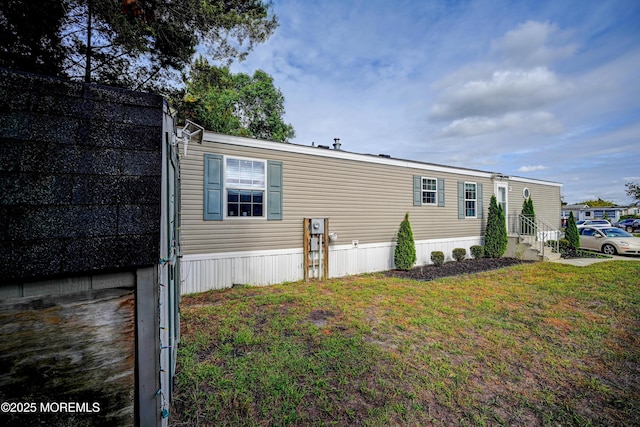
<box><xmin>202</xmin><ymin>132</ymin><xmax>494</xmax><ymax>178</ymax></box>
<box><xmin>203</xmin><ymin>132</ymin><xmax>565</xmax><ymax>187</ymax></box>
<box><xmin>509</xmin><ymin>175</ymin><xmax>563</xmax><ymax>187</ymax></box>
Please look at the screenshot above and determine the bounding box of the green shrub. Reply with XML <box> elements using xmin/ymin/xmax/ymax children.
<box><xmin>394</xmin><ymin>212</ymin><xmax>416</xmax><ymax>270</ymax></box>
<box><xmin>431</xmin><ymin>251</ymin><xmax>445</xmax><ymax>267</ymax></box>
<box><xmin>452</xmin><ymin>248</ymin><xmax>466</xmax><ymax>262</ymax></box>
<box><xmin>484</xmin><ymin>195</ymin><xmax>508</xmax><ymax>258</ymax></box>
<box><xmin>558</xmin><ymin>238</ymin><xmax>577</xmax><ymax>257</ymax></box>
<box><xmin>520</xmin><ymin>196</ymin><xmax>536</xmax><ymax>235</ymax></box>
<box><xmin>470</xmin><ymin>245</ymin><xmax>484</xmax><ymax>259</ymax></box>
<box><xmin>564</xmin><ymin>211</ymin><xmax>580</xmax><ymax>251</ymax></box>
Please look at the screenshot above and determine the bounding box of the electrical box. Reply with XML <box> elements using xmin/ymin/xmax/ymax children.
<box><xmin>310</xmin><ymin>237</ymin><xmax>319</xmax><ymax>251</ymax></box>
<box><xmin>310</xmin><ymin>218</ymin><xmax>324</xmax><ymax>234</ymax></box>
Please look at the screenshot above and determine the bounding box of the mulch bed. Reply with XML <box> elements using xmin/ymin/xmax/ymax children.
<box><xmin>385</xmin><ymin>257</ymin><xmax>535</xmax><ymax>282</ymax></box>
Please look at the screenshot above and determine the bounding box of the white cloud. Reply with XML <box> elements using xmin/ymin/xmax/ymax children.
<box><xmin>231</xmin><ymin>2</ymin><xmax>640</xmax><ymax>205</ymax></box>
<box><xmin>518</xmin><ymin>165</ymin><xmax>549</xmax><ymax>172</ymax></box>
<box><xmin>491</xmin><ymin>20</ymin><xmax>578</xmax><ymax>67</ymax></box>
<box><xmin>438</xmin><ymin>111</ymin><xmax>563</xmax><ymax>137</ymax></box>
<box><xmin>430</xmin><ymin>67</ymin><xmax>572</xmax><ymax>121</ymax></box>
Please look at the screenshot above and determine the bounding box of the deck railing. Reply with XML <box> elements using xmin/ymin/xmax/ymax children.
<box><xmin>508</xmin><ymin>215</ymin><xmax>561</xmax><ymax>259</ymax></box>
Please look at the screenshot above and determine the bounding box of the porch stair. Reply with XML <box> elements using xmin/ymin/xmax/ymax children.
<box><xmin>507</xmin><ymin>215</ymin><xmax>562</xmax><ymax>261</ymax></box>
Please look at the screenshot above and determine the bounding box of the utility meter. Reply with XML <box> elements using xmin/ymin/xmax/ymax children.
<box><xmin>310</xmin><ymin>218</ymin><xmax>324</xmax><ymax>234</ymax></box>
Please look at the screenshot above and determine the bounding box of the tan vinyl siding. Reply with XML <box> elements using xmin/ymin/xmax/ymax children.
<box><xmin>507</xmin><ymin>179</ymin><xmax>562</xmax><ymax>228</ymax></box>
<box><xmin>181</xmin><ymin>134</ymin><xmax>561</xmax><ymax>255</ymax></box>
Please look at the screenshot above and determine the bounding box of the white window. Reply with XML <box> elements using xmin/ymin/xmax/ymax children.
<box><xmin>422</xmin><ymin>177</ymin><xmax>437</xmax><ymax>205</ymax></box>
<box><xmin>225</xmin><ymin>158</ymin><xmax>265</xmax><ymax>217</ymax></box>
<box><xmin>465</xmin><ymin>182</ymin><xmax>477</xmax><ymax>218</ymax></box>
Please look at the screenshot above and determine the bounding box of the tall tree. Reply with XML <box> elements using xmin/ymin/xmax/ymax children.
<box><xmin>1</xmin><ymin>0</ymin><xmax>277</xmax><ymax>91</ymax></box>
<box><xmin>0</xmin><ymin>1</ymin><xmax>68</xmax><ymax>76</ymax></box>
<box><xmin>175</xmin><ymin>58</ymin><xmax>295</xmax><ymax>141</ymax></box>
<box><xmin>575</xmin><ymin>198</ymin><xmax>615</xmax><ymax>207</ymax></box>
<box><xmin>484</xmin><ymin>195</ymin><xmax>507</xmax><ymax>258</ymax></box>
<box><xmin>565</xmin><ymin>211</ymin><xmax>580</xmax><ymax>252</ymax></box>
<box><xmin>626</xmin><ymin>182</ymin><xmax>640</xmax><ymax>203</ymax></box>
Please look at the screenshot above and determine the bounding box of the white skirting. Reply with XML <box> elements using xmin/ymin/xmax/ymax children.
<box><xmin>180</xmin><ymin>236</ymin><xmax>483</xmax><ymax>295</ymax></box>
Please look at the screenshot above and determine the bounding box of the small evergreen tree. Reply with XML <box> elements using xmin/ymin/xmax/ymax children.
<box><xmin>484</xmin><ymin>195</ymin><xmax>508</xmax><ymax>258</ymax></box>
<box><xmin>452</xmin><ymin>248</ymin><xmax>467</xmax><ymax>262</ymax></box>
<box><xmin>565</xmin><ymin>211</ymin><xmax>580</xmax><ymax>252</ymax></box>
<box><xmin>394</xmin><ymin>212</ymin><xmax>416</xmax><ymax>270</ymax></box>
<box><xmin>520</xmin><ymin>196</ymin><xmax>536</xmax><ymax>234</ymax></box>
<box><xmin>470</xmin><ymin>245</ymin><xmax>485</xmax><ymax>259</ymax></box>
<box><xmin>430</xmin><ymin>251</ymin><xmax>445</xmax><ymax>266</ymax></box>
<box><xmin>528</xmin><ymin>197</ymin><xmax>536</xmax><ymax>225</ymax></box>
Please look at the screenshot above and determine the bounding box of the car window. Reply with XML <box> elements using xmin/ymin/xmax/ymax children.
<box><xmin>580</xmin><ymin>228</ymin><xmax>596</xmax><ymax>236</ymax></box>
<box><xmin>603</xmin><ymin>228</ymin><xmax>632</xmax><ymax>237</ymax></box>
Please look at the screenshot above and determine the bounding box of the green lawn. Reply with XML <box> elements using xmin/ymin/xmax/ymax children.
<box><xmin>170</xmin><ymin>261</ymin><xmax>640</xmax><ymax>426</ymax></box>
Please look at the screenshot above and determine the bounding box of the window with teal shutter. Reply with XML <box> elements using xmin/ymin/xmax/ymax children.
<box><xmin>457</xmin><ymin>181</ymin><xmax>483</xmax><ymax>219</ymax></box>
<box><xmin>203</xmin><ymin>154</ymin><xmax>284</xmax><ymax>221</ymax></box>
<box><xmin>203</xmin><ymin>154</ymin><xmax>223</xmax><ymax>220</ymax></box>
<box><xmin>415</xmin><ymin>175</ymin><xmax>445</xmax><ymax>207</ymax></box>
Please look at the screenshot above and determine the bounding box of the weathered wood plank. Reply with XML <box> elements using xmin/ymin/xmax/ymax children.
<box><xmin>0</xmin><ymin>288</ymin><xmax>135</xmax><ymax>426</ymax></box>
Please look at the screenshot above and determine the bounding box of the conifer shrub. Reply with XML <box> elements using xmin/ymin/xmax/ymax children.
<box><xmin>558</xmin><ymin>238</ymin><xmax>573</xmax><ymax>257</ymax></box>
<box><xmin>394</xmin><ymin>212</ymin><xmax>416</xmax><ymax>270</ymax></box>
<box><xmin>452</xmin><ymin>248</ymin><xmax>466</xmax><ymax>262</ymax></box>
<box><xmin>470</xmin><ymin>245</ymin><xmax>484</xmax><ymax>259</ymax></box>
<box><xmin>564</xmin><ymin>211</ymin><xmax>580</xmax><ymax>253</ymax></box>
<box><xmin>484</xmin><ymin>195</ymin><xmax>508</xmax><ymax>258</ymax></box>
<box><xmin>520</xmin><ymin>196</ymin><xmax>536</xmax><ymax>235</ymax></box>
<box><xmin>430</xmin><ymin>251</ymin><xmax>445</xmax><ymax>267</ymax></box>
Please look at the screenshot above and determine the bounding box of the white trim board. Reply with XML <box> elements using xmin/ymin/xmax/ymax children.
<box><xmin>201</xmin><ymin>132</ymin><xmax>559</xmax><ymax>185</ymax></box>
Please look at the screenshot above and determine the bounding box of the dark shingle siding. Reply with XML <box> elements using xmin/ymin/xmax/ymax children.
<box><xmin>0</xmin><ymin>68</ymin><xmax>163</xmax><ymax>282</ymax></box>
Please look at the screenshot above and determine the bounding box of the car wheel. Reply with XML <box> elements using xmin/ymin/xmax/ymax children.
<box><xmin>602</xmin><ymin>244</ymin><xmax>617</xmax><ymax>255</ymax></box>
<box><xmin>627</xmin><ymin>226</ymin><xmax>633</xmax><ymax>233</ymax></box>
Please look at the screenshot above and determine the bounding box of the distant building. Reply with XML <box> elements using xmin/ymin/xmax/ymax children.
<box><xmin>561</xmin><ymin>204</ymin><xmax>634</xmax><ymax>224</ymax></box>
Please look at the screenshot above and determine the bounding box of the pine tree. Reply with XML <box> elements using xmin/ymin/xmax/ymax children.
<box><xmin>565</xmin><ymin>211</ymin><xmax>580</xmax><ymax>250</ymax></box>
<box><xmin>394</xmin><ymin>213</ymin><xmax>416</xmax><ymax>270</ymax></box>
<box><xmin>484</xmin><ymin>195</ymin><xmax>508</xmax><ymax>258</ymax></box>
<box><xmin>521</xmin><ymin>196</ymin><xmax>536</xmax><ymax>235</ymax></box>
<box><xmin>498</xmin><ymin>203</ymin><xmax>507</xmax><ymax>251</ymax></box>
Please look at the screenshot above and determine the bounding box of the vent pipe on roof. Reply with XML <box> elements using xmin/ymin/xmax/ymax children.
<box><xmin>333</xmin><ymin>138</ymin><xmax>341</xmax><ymax>150</ymax></box>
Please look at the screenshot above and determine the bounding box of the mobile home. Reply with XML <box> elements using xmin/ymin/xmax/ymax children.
<box><xmin>180</xmin><ymin>132</ymin><xmax>562</xmax><ymax>294</ymax></box>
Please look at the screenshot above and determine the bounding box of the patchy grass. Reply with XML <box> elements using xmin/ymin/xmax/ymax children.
<box><xmin>170</xmin><ymin>261</ymin><xmax>640</xmax><ymax>426</ymax></box>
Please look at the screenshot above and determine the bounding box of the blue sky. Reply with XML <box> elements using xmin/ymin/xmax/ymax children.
<box><xmin>230</xmin><ymin>0</ymin><xmax>640</xmax><ymax>205</ymax></box>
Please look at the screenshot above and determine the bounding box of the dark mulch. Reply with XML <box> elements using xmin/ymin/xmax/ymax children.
<box><xmin>385</xmin><ymin>257</ymin><xmax>535</xmax><ymax>282</ymax></box>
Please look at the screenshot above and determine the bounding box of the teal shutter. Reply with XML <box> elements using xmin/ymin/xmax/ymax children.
<box><xmin>204</xmin><ymin>154</ymin><xmax>223</xmax><ymax>220</ymax></box>
<box><xmin>457</xmin><ymin>181</ymin><xmax>465</xmax><ymax>219</ymax></box>
<box><xmin>437</xmin><ymin>178</ymin><xmax>445</xmax><ymax>207</ymax></box>
<box><xmin>477</xmin><ymin>183</ymin><xmax>483</xmax><ymax>219</ymax></box>
<box><xmin>267</xmin><ymin>160</ymin><xmax>283</xmax><ymax>220</ymax></box>
<box><xmin>413</xmin><ymin>175</ymin><xmax>422</xmax><ymax>206</ymax></box>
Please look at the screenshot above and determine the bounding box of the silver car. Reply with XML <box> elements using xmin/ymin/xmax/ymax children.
<box><xmin>579</xmin><ymin>226</ymin><xmax>640</xmax><ymax>255</ymax></box>
<box><xmin>576</xmin><ymin>219</ymin><xmax>611</xmax><ymax>228</ymax></box>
